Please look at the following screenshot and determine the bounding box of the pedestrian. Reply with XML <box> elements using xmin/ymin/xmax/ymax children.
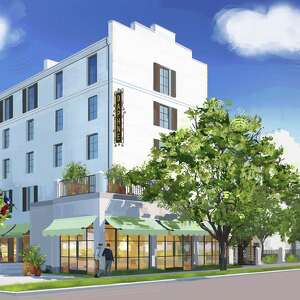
<box><xmin>102</xmin><ymin>243</ymin><xmax>114</xmax><ymax>275</ymax></box>
<box><xmin>94</xmin><ymin>243</ymin><xmax>102</xmax><ymax>277</ymax></box>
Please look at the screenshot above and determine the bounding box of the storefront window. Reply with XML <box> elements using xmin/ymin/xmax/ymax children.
<box><xmin>105</xmin><ymin>224</ymin><xmax>150</xmax><ymax>271</ymax></box>
<box><xmin>60</xmin><ymin>227</ymin><xmax>94</xmax><ymax>274</ymax></box>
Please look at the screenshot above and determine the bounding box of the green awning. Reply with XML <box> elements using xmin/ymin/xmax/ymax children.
<box><xmin>0</xmin><ymin>223</ymin><xmax>30</xmax><ymax>238</ymax></box>
<box><xmin>159</xmin><ymin>220</ymin><xmax>209</xmax><ymax>236</ymax></box>
<box><xmin>43</xmin><ymin>215</ymin><xmax>97</xmax><ymax>237</ymax></box>
<box><xmin>106</xmin><ymin>216</ymin><xmax>168</xmax><ymax>236</ymax></box>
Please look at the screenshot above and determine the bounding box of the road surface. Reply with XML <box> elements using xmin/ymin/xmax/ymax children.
<box><xmin>1</xmin><ymin>270</ymin><xmax>299</xmax><ymax>300</ymax></box>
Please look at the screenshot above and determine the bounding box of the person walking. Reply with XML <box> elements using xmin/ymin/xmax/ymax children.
<box><xmin>102</xmin><ymin>243</ymin><xmax>114</xmax><ymax>275</ymax></box>
<box><xmin>95</xmin><ymin>243</ymin><xmax>103</xmax><ymax>277</ymax></box>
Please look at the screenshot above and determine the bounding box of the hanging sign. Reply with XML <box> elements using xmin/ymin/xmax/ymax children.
<box><xmin>114</xmin><ymin>89</ymin><xmax>125</xmax><ymax>146</ymax></box>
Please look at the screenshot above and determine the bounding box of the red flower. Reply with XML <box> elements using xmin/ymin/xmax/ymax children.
<box><xmin>1</xmin><ymin>204</ymin><xmax>9</xmax><ymax>216</ymax></box>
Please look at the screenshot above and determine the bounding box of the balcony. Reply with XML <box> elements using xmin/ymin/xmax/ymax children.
<box><xmin>57</xmin><ymin>173</ymin><xmax>143</xmax><ymax>198</ymax></box>
<box><xmin>58</xmin><ymin>175</ymin><xmax>97</xmax><ymax>197</ymax></box>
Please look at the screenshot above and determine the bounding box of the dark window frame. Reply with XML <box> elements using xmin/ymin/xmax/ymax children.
<box><xmin>26</xmin><ymin>151</ymin><xmax>34</xmax><ymax>174</ymax></box>
<box><xmin>54</xmin><ymin>143</ymin><xmax>63</xmax><ymax>167</ymax></box>
<box><xmin>55</xmin><ymin>109</ymin><xmax>63</xmax><ymax>132</ymax></box>
<box><xmin>87</xmin><ymin>133</ymin><xmax>98</xmax><ymax>160</ymax></box>
<box><xmin>88</xmin><ymin>54</ymin><xmax>98</xmax><ymax>85</ymax></box>
<box><xmin>55</xmin><ymin>71</ymin><xmax>63</xmax><ymax>99</ymax></box>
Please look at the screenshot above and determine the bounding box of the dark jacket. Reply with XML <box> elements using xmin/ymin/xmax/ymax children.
<box><xmin>102</xmin><ymin>248</ymin><xmax>114</xmax><ymax>261</ymax></box>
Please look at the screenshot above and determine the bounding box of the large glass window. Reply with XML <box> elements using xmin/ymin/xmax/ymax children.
<box><xmin>88</xmin><ymin>54</ymin><xmax>97</xmax><ymax>85</ymax></box>
<box><xmin>54</xmin><ymin>143</ymin><xmax>62</xmax><ymax>167</ymax></box>
<box><xmin>87</xmin><ymin>133</ymin><xmax>98</xmax><ymax>160</ymax></box>
<box><xmin>27</xmin><ymin>119</ymin><xmax>34</xmax><ymax>141</ymax></box>
<box><xmin>88</xmin><ymin>95</ymin><xmax>98</xmax><ymax>121</ymax></box>
<box><xmin>159</xmin><ymin>104</ymin><xmax>170</xmax><ymax>129</ymax></box>
<box><xmin>159</xmin><ymin>67</ymin><xmax>169</xmax><ymax>95</ymax></box>
<box><xmin>60</xmin><ymin>227</ymin><xmax>94</xmax><ymax>274</ymax></box>
<box><xmin>55</xmin><ymin>71</ymin><xmax>63</xmax><ymax>99</ymax></box>
<box><xmin>55</xmin><ymin>109</ymin><xmax>63</xmax><ymax>132</ymax></box>
<box><xmin>105</xmin><ymin>225</ymin><xmax>150</xmax><ymax>271</ymax></box>
<box><xmin>26</xmin><ymin>152</ymin><xmax>34</xmax><ymax>173</ymax></box>
<box><xmin>3</xmin><ymin>158</ymin><xmax>10</xmax><ymax>179</ymax></box>
<box><xmin>22</xmin><ymin>186</ymin><xmax>37</xmax><ymax>211</ymax></box>
<box><xmin>3</xmin><ymin>128</ymin><xmax>9</xmax><ymax>149</ymax></box>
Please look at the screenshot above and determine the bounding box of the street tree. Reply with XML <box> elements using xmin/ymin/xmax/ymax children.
<box><xmin>127</xmin><ymin>98</ymin><xmax>292</xmax><ymax>270</ymax></box>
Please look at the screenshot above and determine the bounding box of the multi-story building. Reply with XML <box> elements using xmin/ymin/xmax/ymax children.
<box><xmin>0</xmin><ymin>21</ymin><xmax>213</xmax><ymax>274</ymax></box>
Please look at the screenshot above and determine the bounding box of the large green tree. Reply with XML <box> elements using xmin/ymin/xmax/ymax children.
<box><xmin>128</xmin><ymin>98</ymin><xmax>293</xmax><ymax>270</ymax></box>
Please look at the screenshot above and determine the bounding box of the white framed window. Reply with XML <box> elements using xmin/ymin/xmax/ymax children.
<box><xmin>54</xmin><ymin>143</ymin><xmax>63</xmax><ymax>167</ymax></box>
<box><xmin>26</xmin><ymin>151</ymin><xmax>34</xmax><ymax>173</ymax></box>
<box><xmin>87</xmin><ymin>133</ymin><xmax>98</xmax><ymax>160</ymax></box>
<box><xmin>3</xmin><ymin>128</ymin><xmax>9</xmax><ymax>149</ymax></box>
<box><xmin>27</xmin><ymin>119</ymin><xmax>34</xmax><ymax>141</ymax></box>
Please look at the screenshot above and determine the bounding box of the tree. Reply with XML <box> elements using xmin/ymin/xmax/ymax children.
<box><xmin>62</xmin><ymin>162</ymin><xmax>89</xmax><ymax>181</ymax></box>
<box><xmin>127</xmin><ymin>98</ymin><xmax>292</xmax><ymax>270</ymax></box>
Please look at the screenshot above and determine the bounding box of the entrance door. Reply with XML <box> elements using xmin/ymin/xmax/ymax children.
<box><xmin>183</xmin><ymin>236</ymin><xmax>192</xmax><ymax>270</ymax></box>
<box><xmin>7</xmin><ymin>238</ymin><xmax>15</xmax><ymax>263</ymax></box>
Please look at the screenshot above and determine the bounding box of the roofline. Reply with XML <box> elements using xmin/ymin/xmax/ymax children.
<box><xmin>0</xmin><ymin>37</ymin><xmax>108</xmax><ymax>100</ymax></box>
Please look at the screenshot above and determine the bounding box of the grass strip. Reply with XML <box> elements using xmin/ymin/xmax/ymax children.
<box><xmin>1</xmin><ymin>265</ymin><xmax>300</xmax><ymax>292</ymax></box>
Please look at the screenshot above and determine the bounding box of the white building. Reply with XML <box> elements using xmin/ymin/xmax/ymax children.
<box><xmin>0</xmin><ymin>21</ymin><xmax>213</xmax><ymax>273</ymax></box>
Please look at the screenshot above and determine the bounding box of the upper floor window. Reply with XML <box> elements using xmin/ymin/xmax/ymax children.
<box><xmin>23</xmin><ymin>83</ymin><xmax>38</xmax><ymax>113</ymax></box>
<box><xmin>55</xmin><ymin>109</ymin><xmax>63</xmax><ymax>132</ymax></box>
<box><xmin>160</xmin><ymin>67</ymin><xmax>169</xmax><ymax>95</ymax></box>
<box><xmin>153</xmin><ymin>101</ymin><xmax>177</xmax><ymax>130</ymax></box>
<box><xmin>0</xmin><ymin>96</ymin><xmax>13</xmax><ymax>123</ymax></box>
<box><xmin>54</xmin><ymin>143</ymin><xmax>62</xmax><ymax>167</ymax></box>
<box><xmin>88</xmin><ymin>95</ymin><xmax>98</xmax><ymax>121</ymax></box>
<box><xmin>88</xmin><ymin>54</ymin><xmax>97</xmax><ymax>85</ymax></box>
<box><xmin>26</xmin><ymin>151</ymin><xmax>34</xmax><ymax>173</ymax></box>
<box><xmin>3</xmin><ymin>158</ymin><xmax>10</xmax><ymax>179</ymax></box>
<box><xmin>159</xmin><ymin>104</ymin><xmax>170</xmax><ymax>129</ymax></box>
<box><xmin>55</xmin><ymin>71</ymin><xmax>63</xmax><ymax>99</ymax></box>
<box><xmin>87</xmin><ymin>133</ymin><xmax>98</xmax><ymax>160</ymax></box>
<box><xmin>153</xmin><ymin>63</ymin><xmax>176</xmax><ymax>97</ymax></box>
<box><xmin>3</xmin><ymin>128</ymin><xmax>9</xmax><ymax>149</ymax></box>
<box><xmin>22</xmin><ymin>185</ymin><xmax>38</xmax><ymax>211</ymax></box>
<box><xmin>27</xmin><ymin>119</ymin><xmax>34</xmax><ymax>141</ymax></box>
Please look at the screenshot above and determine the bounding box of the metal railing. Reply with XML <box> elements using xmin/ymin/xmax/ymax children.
<box><xmin>58</xmin><ymin>175</ymin><xmax>96</xmax><ymax>197</ymax></box>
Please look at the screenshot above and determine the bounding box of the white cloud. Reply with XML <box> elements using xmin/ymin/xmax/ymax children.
<box><xmin>0</xmin><ymin>16</ymin><xmax>25</xmax><ymax>52</ymax></box>
<box><xmin>270</xmin><ymin>129</ymin><xmax>300</xmax><ymax>170</ymax></box>
<box><xmin>213</xmin><ymin>4</ymin><xmax>300</xmax><ymax>58</ymax></box>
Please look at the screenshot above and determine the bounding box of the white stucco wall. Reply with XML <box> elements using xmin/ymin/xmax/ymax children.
<box><xmin>109</xmin><ymin>21</ymin><xmax>208</xmax><ymax>168</ymax></box>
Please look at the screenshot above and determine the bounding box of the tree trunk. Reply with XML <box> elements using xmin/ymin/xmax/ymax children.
<box><xmin>237</xmin><ymin>243</ymin><xmax>244</xmax><ymax>265</ymax></box>
<box><xmin>259</xmin><ymin>239</ymin><xmax>265</xmax><ymax>261</ymax></box>
<box><xmin>219</xmin><ymin>240</ymin><xmax>227</xmax><ymax>271</ymax></box>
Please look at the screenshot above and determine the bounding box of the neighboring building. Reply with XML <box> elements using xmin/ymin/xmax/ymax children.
<box><xmin>0</xmin><ymin>21</ymin><xmax>213</xmax><ymax>273</ymax></box>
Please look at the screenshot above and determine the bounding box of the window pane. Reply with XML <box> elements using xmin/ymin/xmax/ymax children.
<box><xmin>55</xmin><ymin>71</ymin><xmax>63</xmax><ymax>99</ymax></box>
<box><xmin>54</xmin><ymin>143</ymin><xmax>62</xmax><ymax>167</ymax></box>
<box><xmin>55</xmin><ymin>109</ymin><xmax>63</xmax><ymax>131</ymax></box>
<box><xmin>159</xmin><ymin>105</ymin><xmax>170</xmax><ymax>129</ymax></box>
<box><xmin>3</xmin><ymin>129</ymin><xmax>9</xmax><ymax>148</ymax></box>
<box><xmin>88</xmin><ymin>54</ymin><xmax>97</xmax><ymax>85</ymax></box>
<box><xmin>26</xmin><ymin>152</ymin><xmax>34</xmax><ymax>173</ymax></box>
<box><xmin>87</xmin><ymin>133</ymin><xmax>98</xmax><ymax>159</ymax></box>
<box><xmin>28</xmin><ymin>85</ymin><xmax>36</xmax><ymax>111</ymax></box>
<box><xmin>27</xmin><ymin>119</ymin><xmax>34</xmax><ymax>141</ymax></box>
<box><xmin>88</xmin><ymin>96</ymin><xmax>97</xmax><ymax>121</ymax></box>
<box><xmin>159</xmin><ymin>67</ymin><xmax>169</xmax><ymax>95</ymax></box>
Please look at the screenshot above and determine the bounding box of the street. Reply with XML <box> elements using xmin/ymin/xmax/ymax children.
<box><xmin>1</xmin><ymin>270</ymin><xmax>299</xmax><ymax>300</ymax></box>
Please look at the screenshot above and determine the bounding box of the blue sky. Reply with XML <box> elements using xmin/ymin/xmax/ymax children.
<box><xmin>0</xmin><ymin>0</ymin><xmax>300</xmax><ymax>142</ymax></box>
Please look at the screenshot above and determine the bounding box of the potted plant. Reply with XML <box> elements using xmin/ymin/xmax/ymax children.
<box><xmin>22</xmin><ymin>246</ymin><xmax>46</xmax><ymax>276</ymax></box>
<box><xmin>62</xmin><ymin>162</ymin><xmax>89</xmax><ymax>195</ymax></box>
<box><xmin>106</xmin><ymin>164</ymin><xmax>128</xmax><ymax>194</ymax></box>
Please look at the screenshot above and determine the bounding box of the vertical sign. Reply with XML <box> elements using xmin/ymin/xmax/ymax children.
<box><xmin>114</xmin><ymin>89</ymin><xmax>125</xmax><ymax>146</ymax></box>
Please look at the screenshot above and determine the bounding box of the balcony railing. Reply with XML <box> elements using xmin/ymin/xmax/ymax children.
<box><xmin>107</xmin><ymin>182</ymin><xmax>144</xmax><ymax>197</ymax></box>
<box><xmin>58</xmin><ymin>175</ymin><xmax>96</xmax><ymax>197</ymax></box>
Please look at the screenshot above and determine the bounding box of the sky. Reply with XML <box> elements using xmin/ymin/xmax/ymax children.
<box><xmin>0</xmin><ymin>0</ymin><xmax>300</xmax><ymax>163</ymax></box>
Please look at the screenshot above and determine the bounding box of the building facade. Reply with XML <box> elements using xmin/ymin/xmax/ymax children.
<box><xmin>0</xmin><ymin>20</ymin><xmax>213</xmax><ymax>273</ymax></box>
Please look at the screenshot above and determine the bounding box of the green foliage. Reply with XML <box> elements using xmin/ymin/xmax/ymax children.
<box><xmin>262</xmin><ymin>255</ymin><xmax>277</xmax><ymax>264</ymax></box>
<box><xmin>62</xmin><ymin>162</ymin><xmax>89</xmax><ymax>181</ymax></box>
<box><xmin>286</xmin><ymin>254</ymin><xmax>299</xmax><ymax>263</ymax></box>
<box><xmin>127</xmin><ymin>98</ymin><xmax>294</xmax><ymax>270</ymax></box>
<box><xmin>106</xmin><ymin>164</ymin><xmax>128</xmax><ymax>186</ymax></box>
<box><xmin>22</xmin><ymin>246</ymin><xmax>46</xmax><ymax>269</ymax></box>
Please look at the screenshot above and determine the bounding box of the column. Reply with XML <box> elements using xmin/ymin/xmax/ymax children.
<box><xmin>255</xmin><ymin>247</ymin><xmax>262</xmax><ymax>265</ymax></box>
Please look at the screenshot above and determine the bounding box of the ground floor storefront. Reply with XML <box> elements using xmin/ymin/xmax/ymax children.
<box><xmin>42</xmin><ymin>215</ymin><xmax>221</xmax><ymax>274</ymax></box>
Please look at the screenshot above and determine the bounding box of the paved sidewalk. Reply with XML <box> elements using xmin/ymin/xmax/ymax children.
<box><xmin>0</xmin><ymin>274</ymin><xmax>73</xmax><ymax>286</ymax></box>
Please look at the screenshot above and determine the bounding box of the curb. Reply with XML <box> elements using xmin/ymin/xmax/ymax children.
<box><xmin>1</xmin><ymin>268</ymin><xmax>300</xmax><ymax>295</ymax></box>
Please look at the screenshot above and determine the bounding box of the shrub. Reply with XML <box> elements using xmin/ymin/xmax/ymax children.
<box><xmin>286</xmin><ymin>254</ymin><xmax>299</xmax><ymax>263</ymax></box>
<box><xmin>106</xmin><ymin>164</ymin><xmax>128</xmax><ymax>186</ymax></box>
<box><xmin>22</xmin><ymin>246</ymin><xmax>46</xmax><ymax>276</ymax></box>
<box><xmin>62</xmin><ymin>162</ymin><xmax>89</xmax><ymax>181</ymax></box>
<box><xmin>262</xmin><ymin>255</ymin><xmax>277</xmax><ymax>264</ymax></box>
